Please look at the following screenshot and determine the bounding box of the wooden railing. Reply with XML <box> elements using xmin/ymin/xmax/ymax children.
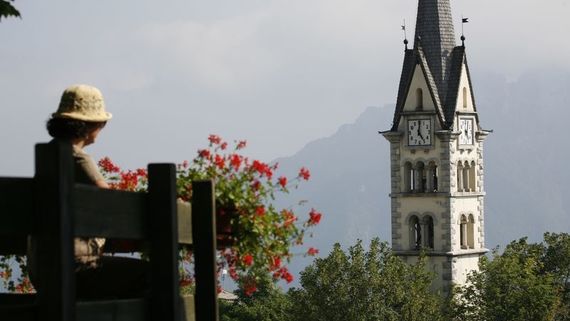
<box><xmin>0</xmin><ymin>141</ymin><xmax>220</xmax><ymax>321</ymax></box>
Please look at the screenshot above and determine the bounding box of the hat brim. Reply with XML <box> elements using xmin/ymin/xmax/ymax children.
<box><xmin>52</xmin><ymin>111</ymin><xmax>112</xmax><ymax>122</ymax></box>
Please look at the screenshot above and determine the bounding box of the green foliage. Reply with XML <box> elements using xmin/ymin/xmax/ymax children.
<box><xmin>0</xmin><ymin>0</ymin><xmax>20</xmax><ymax>21</ymax></box>
<box><xmin>287</xmin><ymin>238</ymin><xmax>444</xmax><ymax>321</ymax></box>
<box><xmin>220</xmin><ymin>274</ymin><xmax>291</xmax><ymax>321</ymax></box>
<box><xmin>450</xmin><ymin>233</ymin><xmax>570</xmax><ymax>321</ymax></box>
<box><xmin>543</xmin><ymin>233</ymin><xmax>570</xmax><ymax>321</ymax></box>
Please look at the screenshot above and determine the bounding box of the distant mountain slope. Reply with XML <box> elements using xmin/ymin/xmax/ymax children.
<box><xmin>275</xmin><ymin>69</ymin><xmax>570</xmax><ymax>283</ymax></box>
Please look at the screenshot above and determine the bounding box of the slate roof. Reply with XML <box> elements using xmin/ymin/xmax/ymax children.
<box><xmin>443</xmin><ymin>46</ymin><xmax>466</xmax><ymax>126</ymax></box>
<box><xmin>414</xmin><ymin>0</ymin><xmax>456</xmax><ymax>100</ymax></box>
<box><xmin>391</xmin><ymin>0</ymin><xmax>474</xmax><ymax>131</ymax></box>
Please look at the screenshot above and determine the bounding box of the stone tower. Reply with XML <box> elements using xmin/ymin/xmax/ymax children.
<box><xmin>381</xmin><ymin>0</ymin><xmax>490</xmax><ymax>295</ymax></box>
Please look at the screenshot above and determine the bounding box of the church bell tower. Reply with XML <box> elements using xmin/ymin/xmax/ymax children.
<box><xmin>381</xmin><ymin>0</ymin><xmax>491</xmax><ymax>295</ymax></box>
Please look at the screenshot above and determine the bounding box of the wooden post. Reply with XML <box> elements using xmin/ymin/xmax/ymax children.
<box><xmin>35</xmin><ymin>141</ymin><xmax>76</xmax><ymax>321</ymax></box>
<box><xmin>192</xmin><ymin>180</ymin><xmax>219</xmax><ymax>321</ymax></box>
<box><xmin>148</xmin><ymin>164</ymin><xmax>180</xmax><ymax>321</ymax></box>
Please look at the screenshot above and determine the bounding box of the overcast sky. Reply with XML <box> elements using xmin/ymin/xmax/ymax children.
<box><xmin>2</xmin><ymin>0</ymin><xmax>569</xmax><ymax>175</ymax></box>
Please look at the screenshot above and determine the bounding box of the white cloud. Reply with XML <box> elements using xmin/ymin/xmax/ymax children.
<box><xmin>140</xmin><ymin>11</ymin><xmax>278</xmax><ymax>91</ymax></box>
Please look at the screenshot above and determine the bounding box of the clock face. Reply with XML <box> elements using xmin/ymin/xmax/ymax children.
<box><xmin>408</xmin><ymin>119</ymin><xmax>431</xmax><ymax>146</ymax></box>
<box><xmin>459</xmin><ymin>118</ymin><xmax>474</xmax><ymax>145</ymax></box>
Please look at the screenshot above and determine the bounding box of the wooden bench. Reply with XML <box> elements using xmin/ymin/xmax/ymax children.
<box><xmin>0</xmin><ymin>141</ymin><xmax>220</xmax><ymax>321</ymax></box>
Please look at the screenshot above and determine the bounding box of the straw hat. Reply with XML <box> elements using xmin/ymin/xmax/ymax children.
<box><xmin>52</xmin><ymin>84</ymin><xmax>112</xmax><ymax>122</ymax></box>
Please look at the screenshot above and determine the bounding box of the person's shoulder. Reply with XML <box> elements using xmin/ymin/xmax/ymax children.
<box><xmin>72</xmin><ymin>145</ymin><xmax>89</xmax><ymax>159</ymax></box>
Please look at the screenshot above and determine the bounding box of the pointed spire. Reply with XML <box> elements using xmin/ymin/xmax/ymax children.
<box><xmin>414</xmin><ymin>0</ymin><xmax>456</xmax><ymax>95</ymax></box>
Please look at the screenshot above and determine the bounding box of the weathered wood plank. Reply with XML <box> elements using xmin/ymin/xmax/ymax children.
<box><xmin>178</xmin><ymin>201</ymin><xmax>192</xmax><ymax>245</ymax></box>
<box><xmin>180</xmin><ymin>295</ymin><xmax>196</xmax><ymax>321</ymax></box>
<box><xmin>0</xmin><ymin>293</ymin><xmax>36</xmax><ymax>305</ymax></box>
<box><xmin>0</xmin><ymin>294</ymin><xmax>36</xmax><ymax>321</ymax></box>
<box><xmin>0</xmin><ymin>236</ymin><xmax>27</xmax><ymax>255</ymax></box>
<box><xmin>76</xmin><ymin>298</ymin><xmax>148</xmax><ymax>321</ymax></box>
<box><xmin>0</xmin><ymin>178</ymin><xmax>33</xmax><ymax>236</ymax></box>
<box><xmin>73</xmin><ymin>185</ymin><xmax>193</xmax><ymax>245</ymax></box>
<box><xmin>73</xmin><ymin>184</ymin><xmax>148</xmax><ymax>239</ymax></box>
<box><xmin>192</xmin><ymin>180</ymin><xmax>219</xmax><ymax>321</ymax></box>
<box><xmin>35</xmin><ymin>141</ymin><xmax>76</xmax><ymax>321</ymax></box>
<box><xmin>0</xmin><ymin>305</ymin><xmax>36</xmax><ymax>321</ymax></box>
<box><xmin>148</xmin><ymin>164</ymin><xmax>180</xmax><ymax>321</ymax></box>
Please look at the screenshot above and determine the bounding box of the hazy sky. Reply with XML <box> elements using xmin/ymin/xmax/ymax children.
<box><xmin>2</xmin><ymin>0</ymin><xmax>569</xmax><ymax>175</ymax></box>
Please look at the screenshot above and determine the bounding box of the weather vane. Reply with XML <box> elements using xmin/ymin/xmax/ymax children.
<box><xmin>402</xmin><ymin>19</ymin><xmax>408</xmax><ymax>49</ymax></box>
<box><xmin>461</xmin><ymin>15</ymin><xmax>469</xmax><ymax>46</ymax></box>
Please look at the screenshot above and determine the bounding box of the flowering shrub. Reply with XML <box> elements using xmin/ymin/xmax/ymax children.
<box><xmin>0</xmin><ymin>256</ymin><xmax>34</xmax><ymax>293</ymax></box>
<box><xmin>98</xmin><ymin>135</ymin><xmax>322</xmax><ymax>295</ymax></box>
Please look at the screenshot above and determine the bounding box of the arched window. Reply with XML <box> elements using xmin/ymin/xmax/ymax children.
<box><xmin>457</xmin><ymin>162</ymin><xmax>464</xmax><ymax>192</ymax></box>
<box><xmin>410</xmin><ymin>215</ymin><xmax>422</xmax><ymax>250</ymax></box>
<box><xmin>460</xmin><ymin>215</ymin><xmax>468</xmax><ymax>249</ymax></box>
<box><xmin>404</xmin><ymin>162</ymin><xmax>413</xmax><ymax>192</ymax></box>
<box><xmin>423</xmin><ymin>216</ymin><xmax>434</xmax><ymax>249</ymax></box>
<box><xmin>467</xmin><ymin>214</ymin><xmax>475</xmax><ymax>249</ymax></box>
<box><xmin>427</xmin><ymin>161</ymin><xmax>438</xmax><ymax>192</ymax></box>
<box><xmin>416</xmin><ymin>88</ymin><xmax>424</xmax><ymax>110</ymax></box>
<box><xmin>462</xmin><ymin>87</ymin><xmax>468</xmax><ymax>108</ymax></box>
<box><xmin>469</xmin><ymin>161</ymin><xmax>477</xmax><ymax>192</ymax></box>
<box><xmin>462</xmin><ymin>161</ymin><xmax>470</xmax><ymax>192</ymax></box>
<box><xmin>415</xmin><ymin>162</ymin><xmax>426</xmax><ymax>192</ymax></box>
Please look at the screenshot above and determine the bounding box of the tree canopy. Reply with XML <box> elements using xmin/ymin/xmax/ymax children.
<box><xmin>0</xmin><ymin>0</ymin><xmax>20</xmax><ymax>21</ymax></box>
<box><xmin>287</xmin><ymin>238</ymin><xmax>444</xmax><ymax>321</ymax></box>
<box><xmin>220</xmin><ymin>233</ymin><xmax>570</xmax><ymax>321</ymax></box>
<box><xmin>450</xmin><ymin>233</ymin><xmax>570</xmax><ymax>321</ymax></box>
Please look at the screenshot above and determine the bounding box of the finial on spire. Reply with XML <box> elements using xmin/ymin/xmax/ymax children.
<box><xmin>401</xmin><ymin>19</ymin><xmax>408</xmax><ymax>50</ymax></box>
<box><xmin>461</xmin><ymin>15</ymin><xmax>469</xmax><ymax>47</ymax></box>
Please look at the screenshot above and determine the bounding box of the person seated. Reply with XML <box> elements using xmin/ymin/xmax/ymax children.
<box><xmin>28</xmin><ymin>84</ymin><xmax>147</xmax><ymax>299</ymax></box>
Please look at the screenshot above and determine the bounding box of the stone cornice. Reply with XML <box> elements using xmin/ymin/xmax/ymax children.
<box><xmin>380</xmin><ymin>130</ymin><xmax>403</xmax><ymax>143</ymax></box>
<box><xmin>395</xmin><ymin>248</ymin><xmax>489</xmax><ymax>257</ymax></box>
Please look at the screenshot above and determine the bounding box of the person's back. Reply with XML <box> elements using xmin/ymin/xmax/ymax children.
<box><xmin>28</xmin><ymin>84</ymin><xmax>147</xmax><ymax>299</ymax></box>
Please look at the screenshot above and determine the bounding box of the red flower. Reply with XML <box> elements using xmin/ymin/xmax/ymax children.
<box><xmin>298</xmin><ymin>167</ymin><xmax>310</xmax><ymax>180</ymax></box>
<box><xmin>230</xmin><ymin>154</ymin><xmax>242</xmax><ymax>170</ymax></box>
<box><xmin>208</xmin><ymin>134</ymin><xmax>222</xmax><ymax>145</ymax></box>
<box><xmin>251</xmin><ymin>180</ymin><xmax>261</xmax><ymax>191</ymax></box>
<box><xmin>214</xmin><ymin>154</ymin><xmax>225</xmax><ymax>169</ymax></box>
<box><xmin>221</xmin><ymin>142</ymin><xmax>228</xmax><ymax>150</ymax></box>
<box><xmin>270</xmin><ymin>256</ymin><xmax>282</xmax><ymax>270</ymax></box>
<box><xmin>180</xmin><ymin>277</ymin><xmax>194</xmax><ymax>287</ymax></box>
<box><xmin>199</xmin><ymin>149</ymin><xmax>211</xmax><ymax>159</ymax></box>
<box><xmin>308</xmin><ymin>209</ymin><xmax>322</xmax><ymax>225</ymax></box>
<box><xmin>237</xmin><ymin>140</ymin><xmax>247</xmax><ymax>149</ymax></box>
<box><xmin>283</xmin><ymin>271</ymin><xmax>293</xmax><ymax>283</ymax></box>
<box><xmin>117</xmin><ymin>171</ymin><xmax>141</xmax><ymax>191</ymax></box>
<box><xmin>278</xmin><ymin>176</ymin><xmax>287</xmax><ymax>188</ymax></box>
<box><xmin>136</xmin><ymin>168</ymin><xmax>147</xmax><ymax>177</ymax></box>
<box><xmin>251</xmin><ymin>160</ymin><xmax>273</xmax><ymax>179</ymax></box>
<box><xmin>98</xmin><ymin>157</ymin><xmax>120</xmax><ymax>173</ymax></box>
<box><xmin>229</xmin><ymin>267</ymin><xmax>238</xmax><ymax>280</ymax></box>
<box><xmin>276</xmin><ymin>267</ymin><xmax>294</xmax><ymax>283</ymax></box>
<box><xmin>244</xmin><ymin>283</ymin><xmax>257</xmax><ymax>296</ymax></box>
<box><xmin>282</xmin><ymin>209</ymin><xmax>297</xmax><ymax>227</ymax></box>
<box><xmin>242</xmin><ymin>254</ymin><xmax>254</xmax><ymax>266</ymax></box>
<box><xmin>255</xmin><ymin>206</ymin><xmax>265</xmax><ymax>217</ymax></box>
<box><xmin>307</xmin><ymin>247</ymin><xmax>319</xmax><ymax>256</ymax></box>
